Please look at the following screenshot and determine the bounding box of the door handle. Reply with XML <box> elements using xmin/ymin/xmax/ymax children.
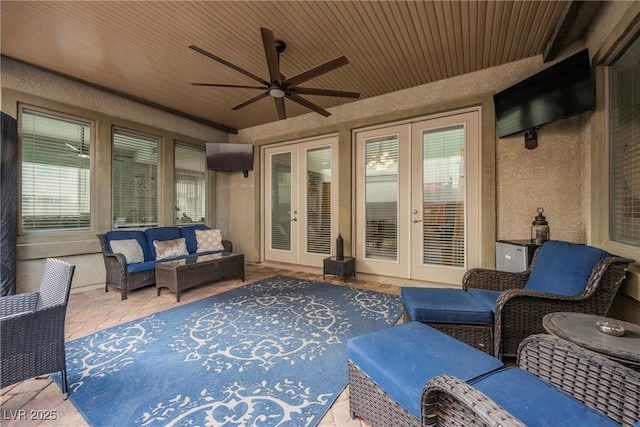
<box><xmin>291</xmin><ymin>217</ymin><xmax>298</xmax><ymax>222</ymax></box>
<box><xmin>412</xmin><ymin>218</ymin><xmax>422</xmax><ymax>223</ymax></box>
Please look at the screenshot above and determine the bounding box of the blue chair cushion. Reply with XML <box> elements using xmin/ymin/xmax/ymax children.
<box><xmin>401</xmin><ymin>288</ymin><xmax>494</xmax><ymax>324</ymax></box>
<box><xmin>467</xmin><ymin>289</ymin><xmax>501</xmax><ymax>313</ymax></box>
<box><xmin>347</xmin><ymin>322</ymin><xmax>503</xmax><ymax>419</ymax></box>
<box><xmin>105</xmin><ymin>230</ymin><xmax>152</xmax><ymax>262</ymax></box>
<box><xmin>127</xmin><ymin>260</ymin><xmax>157</xmax><ymax>273</ymax></box>
<box><xmin>524</xmin><ymin>240</ymin><xmax>609</xmax><ymax>296</ymax></box>
<box><xmin>179</xmin><ymin>224</ymin><xmax>210</xmax><ymax>254</ymax></box>
<box><xmin>145</xmin><ymin>227</ymin><xmax>181</xmax><ymax>260</ymax></box>
<box><xmin>470</xmin><ymin>367</ymin><xmax>618</xmax><ymax>426</ymax></box>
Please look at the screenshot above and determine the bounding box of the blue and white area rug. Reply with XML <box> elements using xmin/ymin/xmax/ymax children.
<box><xmin>59</xmin><ymin>275</ymin><xmax>402</xmax><ymax>426</ymax></box>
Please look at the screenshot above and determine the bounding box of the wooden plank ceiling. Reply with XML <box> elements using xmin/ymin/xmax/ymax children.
<box><xmin>1</xmin><ymin>1</ymin><xmax>579</xmax><ymax>131</ymax></box>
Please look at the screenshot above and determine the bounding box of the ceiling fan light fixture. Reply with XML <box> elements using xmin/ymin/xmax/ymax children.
<box><xmin>269</xmin><ymin>87</ymin><xmax>286</xmax><ymax>98</ymax></box>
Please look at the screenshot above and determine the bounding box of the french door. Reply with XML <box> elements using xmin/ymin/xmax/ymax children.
<box><xmin>264</xmin><ymin>136</ymin><xmax>338</xmax><ymax>267</ymax></box>
<box><xmin>355</xmin><ymin>109</ymin><xmax>481</xmax><ymax>284</ymax></box>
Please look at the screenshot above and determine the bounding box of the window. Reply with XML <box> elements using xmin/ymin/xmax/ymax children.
<box><xmin>112</xmin><ymin>129</ymin><xmax>158</xmax><ymax>228</ymax></box>
<box><xmin>21</xmin><ymin>108</ymin><xmax>91</xmax><ymax>232</ymax></box>
<box><xmin>609</xmin><ymin>35</ymin><xmax>639</xmax><ymax>248</ymax></box>
<box><xmin>175</xmin><ymin>143</ymin><xmax>207</xmax><ymax>225</ymax></box>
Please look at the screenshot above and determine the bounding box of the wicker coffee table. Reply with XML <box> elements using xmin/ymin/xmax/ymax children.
<box><xmin>156</xmin><ymin>252</ymin><xmax>244</xmax><ymax>302</ymax></box>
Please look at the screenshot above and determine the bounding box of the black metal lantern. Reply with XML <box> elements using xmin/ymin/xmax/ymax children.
<box><xmin>531</xmin><ymin>207</ymin><xmax>550</xmax><ymax>244</ymax></box>
<box><xmin>336</xmin><ymin>233</ymin><xmax>344</xmax><ymax>260</ymax></box>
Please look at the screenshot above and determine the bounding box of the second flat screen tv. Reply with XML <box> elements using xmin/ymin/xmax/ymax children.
<box><xmin>494</xmin><ymin>49</ymin><xmax>595</xmax><ymax>138</ymax></box>
<box><xmin>206</xmin><ymin>143</ymin><xmax>254</xmax><ymax>177</ymax></box>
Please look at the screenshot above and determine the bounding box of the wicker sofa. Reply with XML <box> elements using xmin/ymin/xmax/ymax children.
<box><xmin>97</xmin><ymin>225</ymin><xmax>232</xmax><ymax>300</ymax></box>
<box><xmin>348</xmin><ymin>322</ymin><xmax>640</xmax><ymax>426</ymax></box>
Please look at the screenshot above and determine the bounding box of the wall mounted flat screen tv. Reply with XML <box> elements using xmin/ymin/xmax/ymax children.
<box><xmin>206</xmin><ymin>142</ymin><xmax>254</xmax><ymax>177</ymax></box>
<box><xmin>494</xmin><ymin>49</ymin><xmax>595</xmax><ymax>138</ymax></box>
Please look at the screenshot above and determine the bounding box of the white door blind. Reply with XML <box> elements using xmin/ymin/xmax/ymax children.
<box><xmin>422</xmin><ymin>126</ymin><xmax>465</xmax><ymax>266</ymax></box>
<box><xmin>306</xmin><ymin>147</ymin><xmax>332</xmax><ymax>254</ymax></box>
<box><xmin>271</xmin><ymin>152</ymin><xmax>292</xmax><ymax>251</ymax></box>
<box><xmin>365</xmin><ymin>136</ymin><xmax>399</xmax><ymax>260</ymax></box>
<box><xmin>609</xmin><ymin>35</ymin><xmax>640</xmax><ymax>247</ymax></box>
<box><xmin>21</xmin><ymin>109</ymin><xmax>91</xmax><ymax>232</ymax></box>
<box><xmin>112</xmin><ymin>129</ymin><xmax>158</xmax><ymax>229</ymax></box>
<box><xmin>175</xmin><ymin>144</ymin><xmax>206</xmax><ymax>225</ymax></box>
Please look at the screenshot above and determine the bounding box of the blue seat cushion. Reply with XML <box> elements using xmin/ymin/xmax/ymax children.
<box><xmin>105</xmin><ymin>230</ymin><xmax>152</xmax><ymax>262</ymax></box>
<box><xmin>179</xmin><ymin>224</ymin><xmax>210</xmax><ymax>254</ymax></box>
<box><xmin>401</xmin><ymin>288</ymin><xmax>493</xmax><ymax>324</ymax></box>
<box><xmin>525</xmin><ymin>240</ymin><xmax>609</xmax><ymax>296</ymax></box>
<box><xmin>145</xmin><ymin>227</ymin><xmax>181</xmax><ymax>260</ymax></box>
<box><xmin>347</xmin><ymin>322</ymin><xmax>503</xmax><ymax>419</ymax></box>
<box><xmin>467</xmin><ymin>289</ymin><xmax>501</xmax><ymax>313</ymax></box>
<box><xmin>470</xmin><ymin>367</ymin><xmax>618</xmax><ymax>426</ymax></box>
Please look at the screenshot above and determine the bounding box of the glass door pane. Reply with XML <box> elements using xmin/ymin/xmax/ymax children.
<box><xmin>306</xmin><ymin>147</ymin><xmax>332</xmax><ymax>254</ymax></box>
<box><xmin>421</xmin><ymin>126</ymin><xmax>465</xmax><ymax>267</ymax></box>
<box><xmin>271</xmin><ymin>152</ymin><xmax>292</xmax><ymax>251</ymax></box>
<box><xmin>365</xmin><ymin>136</ymin><xmax>399</xmax><ymax>260</ymax></box>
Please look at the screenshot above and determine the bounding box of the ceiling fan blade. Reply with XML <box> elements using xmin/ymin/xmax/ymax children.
<box><xmin>283</xmin><ymin>56</ymin><xmax>349</xmax><ymax>87</ymax></box>
<box><xmin>191</xmin><ymin>83</ymin><xmax>265</xmax><ymax>89</ymax></box>
<box><xmin>189</xmin><ymin>45</ymin><xmax>269</xmax><ymax>86</ymax></box>
<box><xmin>274</xmin><ymin>97</ymin><xmax>286</xmax><ymax>120</ymax></box>
<box><xmin>260</xmin><ymin>27</ymin><xmax>281</xmax><ymax>83</ymax></box>
<box><xmin>292</xmin><ymin>87</ymin><xmax>360</xmax><ymax>98</ymax></box>
<box><xmin>287</xmin><ymin>93</ymin><xmax>331</xmax><ymax>117</ymax></box>
<box><xmin>231</xmin><ymin>91</ymin><xmax>270</xmax><ymax>111</ymax></box>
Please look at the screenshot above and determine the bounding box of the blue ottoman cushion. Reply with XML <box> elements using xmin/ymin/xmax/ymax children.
<box><xmin>347</xmin><ymin>322</ymin><xmax>503</xmax><ymax>419</ymax></box>
<box><xmin>470</xmin><ymin>367</ymin><xmax>618</xmax><ymax>426</ymax></box>
<box><xmin>401</xmin><ymin>288</ymin><xmax>494</xmax><ymax>324</ymax></box>
<box><xmin>467</xmin><ymin>288</ymin><xmax>501</xmax><ymax>312</ymax></box>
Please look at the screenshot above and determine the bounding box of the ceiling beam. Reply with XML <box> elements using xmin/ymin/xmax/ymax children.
<box><xmin>543</xmin><ymin>1</ymin><xmax>603</xmax><ymax>63</ymax></box>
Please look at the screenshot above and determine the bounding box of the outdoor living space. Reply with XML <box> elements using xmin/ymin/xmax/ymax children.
<box><xmin>1</xmin><ymin>1</ymin><xmax>640</xmax><ymax>425</ymax></box>
<box><xmin>0</xmin><ymin>264</ymin><xmax>400</xmax><ymax>427</ymax></box>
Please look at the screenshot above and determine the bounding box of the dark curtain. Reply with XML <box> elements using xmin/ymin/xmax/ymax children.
<box><xmin>1</xmin><ymin>112</ymin><xmax>18</xmax><ymax>296</ymax></box>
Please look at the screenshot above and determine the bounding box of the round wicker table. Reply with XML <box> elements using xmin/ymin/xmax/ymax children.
<box><xmin>543</xmin><ymin>312</ymin><xmax>640</xmax><ymax>371</ymax></box>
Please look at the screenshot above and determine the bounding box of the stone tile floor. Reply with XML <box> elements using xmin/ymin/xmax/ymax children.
<box><xmin>1</xmin><ymin>263</ymin><xmax>402</xmax><ymax>426</ymax></box>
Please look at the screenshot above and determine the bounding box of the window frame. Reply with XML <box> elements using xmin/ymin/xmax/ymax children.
<box><xmin>18</xmin><ymin>104</ymin><xmax>95</xmax><ymax>235</ymax></box>
<box><xmin>174</xmin><ymin>142</ymin><xmax>208</xmax><ymax>226</ymax></box>
<box><xmin>591</xmin><ymin>13</ymin><xmax>640</xmax><ymax>299</ymax></box>
<box><xmin>111</xmin><ymin>126</ymin><xmax>161</xmax><ymax>229</ymax></box>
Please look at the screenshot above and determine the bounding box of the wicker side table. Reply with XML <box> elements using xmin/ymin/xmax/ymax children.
<box><xmin>543</xmin><ymin>312</ymin><xmax>640</xmax><ymax>371</ymax></box>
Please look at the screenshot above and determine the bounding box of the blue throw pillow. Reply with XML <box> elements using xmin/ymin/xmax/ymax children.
<box><xmin>524</xmin><ymin>240</ymin><xmax>609</xmax><ymax>296</ymax></box>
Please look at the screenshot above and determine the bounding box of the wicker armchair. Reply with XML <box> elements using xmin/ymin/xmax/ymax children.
<box><xmin>0</xmin><ymin>258</ymin><xmax>75</xmax><ymax>399</ymax></box>
<box><xmin>464</xmin><ymin>253</ymin><xmax>634</xmax><ymax>358</ymax></box>
<box><xmin>403</xmin><ymin>241</ymin><xmax>634</xmax><ymax>359</ymax></box>
<box><xmin>422</xmin><ymin>334</ymin><xmax>640</xmax><ymax>426</ymax></box>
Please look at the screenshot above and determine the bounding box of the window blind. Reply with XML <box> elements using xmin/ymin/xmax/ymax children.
<box><xmin>175</xmin><ymin>144</ymin><xmax>206</xmax><ymax>225</ymax></box>
<box><xmin>112</xmin><ymin>129</ymin><xmax>158</xmax><ymax>229</ymax></box>
<box><xmin>422</xmin><ymin>126</ymin><xmax>465</xmax><ymax>267</ymax></box>
<box><xmin>306</xmin><ymin>147</ymin><xmax>332</xmax><ymax>254</ymax></box>
<box><xmin>21</xmin><ymin>109</ymin><xmax>91</xmax><ymax>232</ymax></box>
<box><xmin>365</xmin><ymin>136</ymin><xmax>399</xmax><ymax>260</ymax></box>
<box><xmin>271</xmin><ymin>152</ymin><xmax>292</xmax><ymax>251</ymax></box>
<box><xmin>609</xmin><ymin>35</ymin><xmax>640</xmax><ymax>247</ymax></box>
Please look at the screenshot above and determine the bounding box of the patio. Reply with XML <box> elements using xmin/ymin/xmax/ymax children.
<box><xmin>1</xmin><ymin>263</ymin><xmax>400</xmax><ymax>427</ymax></box>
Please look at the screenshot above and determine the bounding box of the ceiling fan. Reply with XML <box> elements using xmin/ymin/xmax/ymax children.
<box><xmin>189</xmin><ymin>27</ymin><xmax>360</xmax><ymax>120</ymax></box>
